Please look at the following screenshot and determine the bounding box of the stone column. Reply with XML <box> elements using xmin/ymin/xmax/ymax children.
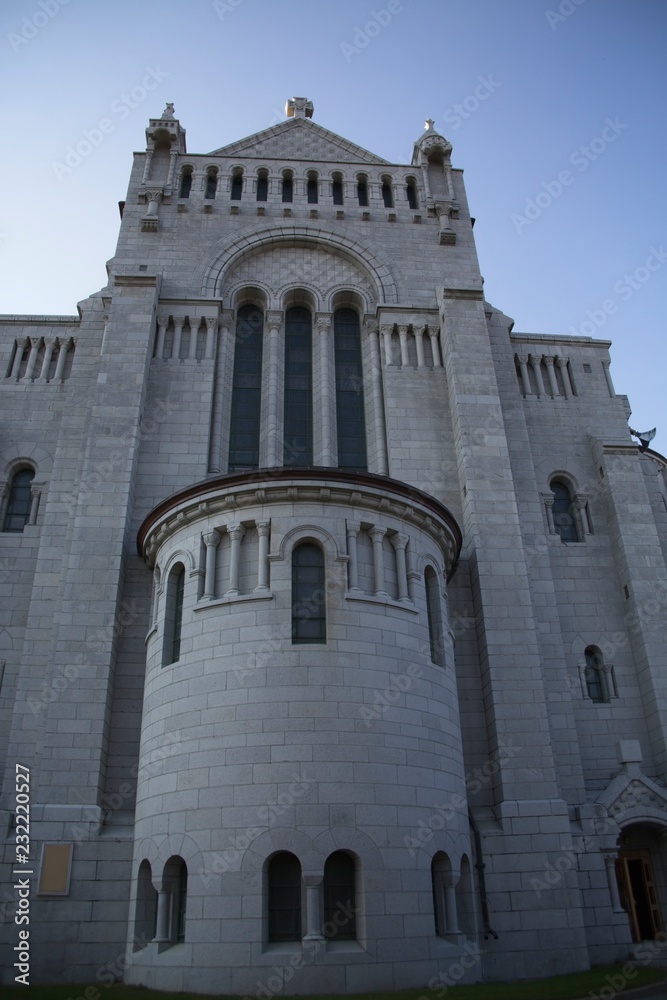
<box><xmin>38</xmin><ymin>339</ymin><xmax>57</xmax><ymax>381</ymax></box>
<box><xmin>155</xmin><ymin>317</ymin><xmax>168</xmax><ymax>359</ymax></box>
<box><xmin>556</xmin><ymin>356</ymin><xmax>573</xmax><ymax>397</ymax></box>
<box><xmin>414</xmin><ymin>326</ymin><xmax>426</xmax><ymax>368</ymax></box>
<box><xmin>171</xmin><ymin>318</ymin><xmax>184</xmax><ymax>361</ymax></box>
<box><xmin>53</xmin><ymin>338</ymin><xmax>72</xmax><ymax>381</ymax></box>
<box><xmin>428</xmin><ymin>327</ymin><xmax>442</xmax><ymax>368</ymax></box>
<box><xmin>381</xmin><ymin>324</ymin><xmax>394</xmax><ymax>365</ymax></box>
<box><xmin>544</xmin><ymin>355</ymin><xmax>559</xmax><ymax>397</ymax></box>
<box><xmin>370</xmin><ymin>526</ymin><xmax>388</xmax><ymax>596</ymax></box>
<box><xmin>27</xmin><ymin>483</ymin><xmax>43</xmax><ymax>526</ymax></box>
<box><xmin>316</xmin><ymin>313</ymin><xmax>334</xmax><ymax>466</ymax></box>
<box><xmin>391</xmin><ymin>533</ymin><xmax>410</xmax><ymax>601</ymax></box>
<box><xmin>398</xmin><ymin>325</ymin><xmax>409</xmax><ymax>367</ymax></box>
<box><xmin>255</xmin><ymin>521</ymin><xmax>270</xmax><ymax>592</ymax></box>
<box><xmin>366</xmin><ymin>319</ymin><xmax>388</xmax><ymax>476</ymax></box>
<box><xmin>226</xmin><ymin>523</ymin><xmax>246</xmax><ymax>596</ymax></box>
<box><xmin>516</xmin><ymin>354</ymin><xmax>531</xmax><ymax>396</ymax></box>
<box><xmin>188</xmin><ymin>318</ymin><xmax>199</xmax><ymax>360</ymax></box>
<box><xmin>167</xmin><ymin>149</ymin><xmax>178</xmax><ymax>190</ymax></box>
<box><xmin>346</xmin><ymin>522</ymin><xmax>361</xmax><ymax>592</ymax></box>
<box><xmin>530</xmin><ymin>354</ymin><xmax>546</xmax><ymax>397</ymax></box>
<box><xmin>10</xmin><ymin>338</ymin><xmax>28</xmax><ymax>380</ymax></box>
<box><xmin>303</xmin><ymin>875</ymin><xmax>324</xmax><ymax>942</ymax></box>
<box><xmin>141</xmin><ymin>150</ymin><xmax>153</xmax><ymax>185</ymax></box>
<box><xmin>544</xmin><ymin>496</ymin><xmax>556</xmax><ymax>534</ymax></box>
<box><xmin>204</xmin><ymin>317</ymin><xmax>217</xmax><ymax>360</ymax></box>
<box><xmin>202</xmin><ymin>530</ymin><xmax>221</xmax><ymax>600</ymax></box>
<box><xmin>144</xmin><ymin>188</ymin><xmax>162</xmax><ymax>218</ymax></box>
<box><xmin>266</xmin><ymin>311</ymin><xmax>283</xmax><ymax>467</ymax></box>
<box><xmin>604</xmin><ymin>855</ymin><xmax>624</xmax><ymax>912</ymax></box>
<box><xmin>208</xmin><ymin>310</ymin><xmax>233</xmax><ymax>474</ymax></box>
<box><xmin>24</xmin><ymin>337</ymin><xmax>42</xmax><ymax>381</ymax></box>
<box><xmin>155</xmin><ymin>889</ymin><xmax>171</xmax><ymax>942</ymax></box>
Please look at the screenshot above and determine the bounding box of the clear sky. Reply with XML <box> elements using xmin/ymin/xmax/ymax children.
<box><xmin>1</xmin><ymin>0</ymin><xmax>665</xmax><ymax>448</ymax></box>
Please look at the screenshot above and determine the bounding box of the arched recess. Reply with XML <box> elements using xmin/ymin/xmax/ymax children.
<box><xmin>194</xmin><ymin>225</ymin><xmax>400</xmax><ymax>305</ymax></box>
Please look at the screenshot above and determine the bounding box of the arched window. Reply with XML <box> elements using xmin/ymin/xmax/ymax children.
<box><xmin>357</xmin><ymin>175</ymin><xmax>368</xmax><ymax>207</ymax></box>
<box><xmin>268</xmin><ymin>852</ymin><xmax>302</xmax><ymax>942</ymax></box>
<box><xmin>179</xmin><ymin>168</ymin><xmax>192</xmax><ymax>199</ymax></box>
<box><xmin>323</xmin><ymin>851</ymin><xmax>357</xmax><ymax>940</ymax></box>
<box><xmin>230</xmin><ymin>169</ymin><xmax>243</xmax><ymax>200</ymax></box>
<box><xmin>406</xmin><ymin>177</ymin><xmax>418</xmax><ymax>209</ymax></box>
<box><xmin>584</xmin><ymin>645</ymin><xmax>615</xmax><ymax>702</ymax></box>
<box><xmin>283</xmin><ymin>306</ymin><xmax>313</xmax><ymax>466</ymax></box>
<box><xmin>205</xmin><ymin>168</ymin><xmax>218</xmax><ymax>199</ymax></box>
<box><xmin>282</xmin><ymin>171</ymin><xmax>293</xmax><ymax>203</ymax></box>
<box><xmin>256</xmin><ymin>170</ymin><xmax>268</xmax><ymax>201</ymax></box>
<box><xmin>381</xmin><ymin>177</ymin><xmax>393</xmax><ymax>208</ymax></box>
<box><xmin>162</xmin><ymin>856</ymin><xmax>187</xmax><ymax>944</ymax></box>
<box><xmin>431</xmin><ymin>853</ymin><xmax>451</xmax><ymax>937</ymax></box>
<box><xmin>163</xmin><ymin>563</ymin><xmax>185</xmax><ymax>666</ymax></box>
<box><xmin>551</xmin><ymin>480</ymin><xmax>580</xmax><ymax>542</ymax></box>
<box><xmin>334</xmin><ymin>308</ymin><xmax>367</xmax><ymax>470</ymax></box>
<box><xmin>307</xmin><ymin>172</ymin><xmax>318</xmax><ymax>204</ymax></box>
<box><xmin>425</xmin><ymin>566</ymin><xmax>445</xmax><ymax>666</ymax></box>
<box><xmin>292</xmin><ymin>542</ymin><xmax>326</xmax><ymax>644</ymax></box>
<box><xmin>133</xmin><ymin>860</ymin><xmax>158</xmax><ymax>950</ymax></box>
<box><xmin>229</xmin><ymin>304</ymin><xmax>263</xmax><ymax>471</ymax></box>
<box><xmin>3</xmin><ymin>468</ymin><xmax>35</xmax><ymax>532</ymax></box>
<box><xmin>332</xmin><ymin>174</ymin><xmax>344</xmax><ymax>206</ymax></box>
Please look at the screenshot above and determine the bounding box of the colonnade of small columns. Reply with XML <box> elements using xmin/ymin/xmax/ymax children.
<box><xmin>381</xmin><ymin>324</ymin><xmax>443</xmax><ymax>368</ymax></box>
<box><xmin>200</xmin><ymin>520</ymin><xmax>270</xmax><ymax>600</ymax></box>
<box><xmin>154</xmin><ymin>315</ymin><xmax>218</xmax><ymax>361</ymax></box>
<box><xmin>515</xmin><ymin>352</ymin><xmax>575</xmax><ymax>398</ymax></box>
<box><xmin>346</xmin><ymin>521</ymin><xmax>411</xmax><ymax>601</ymax></box>
<box><xmin>6</xmin><ymin>336</ymin><xmax>74</xmax><ymax>382</ymax></box>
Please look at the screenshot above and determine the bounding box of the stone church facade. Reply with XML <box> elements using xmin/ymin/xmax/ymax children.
<box><xmin>1</xmin><ymin>97</ymin><xmax>667</xmax><ymax>994</ymax></box>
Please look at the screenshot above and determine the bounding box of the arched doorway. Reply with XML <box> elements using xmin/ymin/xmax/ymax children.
<box><xmin>615</xmin><ymin>823</ymin><xmax>666</xmax><ymax>942</ymax></box>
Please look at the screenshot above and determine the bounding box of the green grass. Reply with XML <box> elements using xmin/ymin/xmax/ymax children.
<box><xmin>2</xmin><ymin>965</ymin><xmax>665</xmax><ymax>1000</ymax></box>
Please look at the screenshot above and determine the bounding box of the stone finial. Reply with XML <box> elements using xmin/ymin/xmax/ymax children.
<box><xmin>425</xmin><ymin>118</ymin><xmax>435</xmax><ymax>131</ymax></box>
<box><xmin>161</xmin><ymin>103</ymin><xmax>175</xmax><ymax>119</ymax></box>
<box><xmin>286</xmin><ymin>97</ymin><xmax>314</xmax><ymax>119</ymax></box>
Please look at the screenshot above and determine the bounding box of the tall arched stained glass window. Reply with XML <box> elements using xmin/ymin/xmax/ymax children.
<box><xmin>283</xmin><ymin>307</ymin><xmax>313</xmax><ymax>467</ymax></box>
<box><xmin>3</xmin><ymin>468</ymin><xmax>34</xmax><ymax>532</ymax></box>
<box><xmin>334</xmin><ymin>308</ymin><xmax>367</xmax><ymax>470</ymax></box>
<box><xmin>229</xmin><ymin>305</ymin><xmax>263</xmax><ymax>471</ymax></box>
<box><xmin>268</xmin><ymin>852</ymin><xmax>302</xmax><ymax>942</ymax></box>
<box><xmin>292</xmin><ymin>542</ymin><xmax>326</xmax><ymax>644</ymax></box>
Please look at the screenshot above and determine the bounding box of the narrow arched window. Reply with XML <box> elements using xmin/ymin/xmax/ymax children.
<box><xmin>134</xmin><ymin>860</ymin><xmax>158</xmax><ymax>950</ymax></box>
<box><xmin>425</xmin><ymin>566</ymin><xmax>445</xmax><ymax>666</ymax></box>
<box><xmin>229</xmin><ymin>305</ymin><xmax>263</xmax><ymax>471</ymax></box>
<box><xmin>163</xmin><ymin>564</ymin><xmax>185</xmax><ymax>666</ymax></box>
<box><xmin>431</xmin><ymin>853</ymin><xmax>450</xmax><ymax>937</ymax></box>
<box><xmin>332</xmin><ymin>174</ymin><xmax>344</xmax><ymax>205</ymax></box>
<box><xmin>282</xmin><ymin>172</ymin><xmax>293</xmax><ymax>203</ymax></box>
<box><xmin>3</xmin><ymin>468</ymin><xmax>34</xmax><ymax>532</ymax></box>
<box><xmin>334</xmin><ymin>308</ymin><xmax>367</xmax><ymax>470</ymax></box>
<box><xmin>205</xmin><ymin>169</ymin><xmax>218</xmax><ymax>199</ymax></box>
<box><xmin>179</xmin><ymin>168</ymin><xmax>192</xmax><ymax>199</ymax></box>
<box><xmin>406</xmin><ymin>178</ymin><xmax>418</xmax><ymax>209</ymax></box>
<box><xmin>283</xmin><ymin>306</ymin><xmax>313</xmax><ymax>467</ymax></box>
<box><xmin>357</xmin><ymin>176</ymin><xmax>368</xmax><ymax>207</ymax></box>
<box><xmin>307</xmin><ymin>172</ymin><xmax>318</xmax><ymax>204</ymax></box>
<box><xmin>268</xmin><ymin>852</ymin><xmax>302</xmax><ymax>942</ymax></box>
<box><xmin>551</xmin><ymin>480</ymin><xmax>580</xmax><ymax>542</ymax></box>
<box><xmin>162</xmin><ymin>856</ymin><xmax>187</xmax><ymax>944</ymax></box>
<box><xmin>256</xmin><ymin>170</ymin><xmax>268</xmax><ymax>201</ymax></box>
<box><xmin>323</xmin><ymin>852</ymin><xmax>356</xmax><ymax>940</ymax></box>
<box><xmin>230</xmin><ymin>169</ymin><xmax>243</xmax><ymax>200</ymax></box>
<box><xmin>292</xmin><ymin>542</ymin><xmax>326</xmax><ymax>644</ymax></box>
<box><xmin>381</xmin><ymin>177</ymin><xmax>393</xmax><ymax>208</ymax></box>
<box><xmin>585</xmin><ymin>646</ymin><xmax>613</xmax><ymax>703</ymax></box>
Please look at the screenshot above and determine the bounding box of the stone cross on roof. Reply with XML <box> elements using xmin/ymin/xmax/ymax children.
<box><xmin>286</xmin><ymin>97</ymin><xmax>314</xmax><ymax>119</ymax></box>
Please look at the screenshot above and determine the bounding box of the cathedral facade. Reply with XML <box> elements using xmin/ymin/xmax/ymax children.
<box><xmin>1</xmin><ymin>98</ymin><xmax>667</xmax><ymax>995</ymax></box>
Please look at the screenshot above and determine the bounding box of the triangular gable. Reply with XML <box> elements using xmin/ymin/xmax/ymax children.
<box><xmin>209</xmin><ymin>117</ymin><xmax>391</xmax><ymax>165</ymax></box>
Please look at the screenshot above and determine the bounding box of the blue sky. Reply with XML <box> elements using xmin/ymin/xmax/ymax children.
<box><xmin>1</xmin><ymin>0</ymin><xmax>665</xmax><ymax>447</ymax></box>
